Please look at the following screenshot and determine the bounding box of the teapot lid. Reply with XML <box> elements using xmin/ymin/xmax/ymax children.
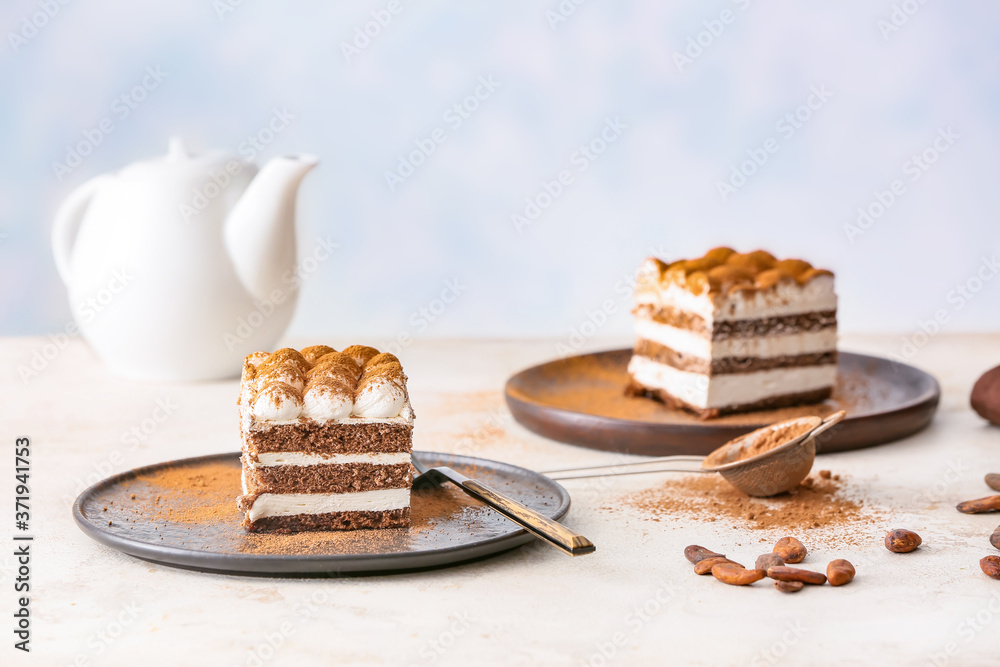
<box><xmin>115</xmin><ymin>137</ymin><xmax>249</xmax><ymax>181</ymax></box>
<box><xmin>162</xmin><ymin>137</ymin><xmax>231</xmax><ymax>166</ymax></box>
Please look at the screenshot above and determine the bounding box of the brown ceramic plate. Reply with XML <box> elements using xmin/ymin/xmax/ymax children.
<box><xmin>72</xmin><ymin>451</ymin><xmax>570</xmax><ymax>576</ymax></box>
<box><xmin>505</xmin><ymin>349</ymin><xmax>939</xmax><ymax>456</ymax></box>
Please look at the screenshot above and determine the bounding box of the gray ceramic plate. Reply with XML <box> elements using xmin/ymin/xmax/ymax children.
<box><xmin>72</xmin><ymin>451</ymin><xmax>570</xmax><ymax>576</ymax></box>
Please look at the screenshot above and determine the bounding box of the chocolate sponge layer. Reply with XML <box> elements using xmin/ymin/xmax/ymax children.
<box><xmin>635</xmin><ymin>305</ymin><xmax>837</xmax><ymax>339</ymax></box>
<box><xmin>633</xmin><ymin>339</ymin><xmax>837</xmax><ymax>375</ymax></box>
<box><xmin>242</xmin><ymin>461</ymin><xmax>412</xmax><ymax>494</ymax></box>
<box><xmin>244</xmin><ymin>421</ymin><xmax>412</xmax><ymax>456</ymax></box>
<box><xmin>242</xmin><ymin>508</ymin><xmax>411</xmax><ymax>533</ymax></box>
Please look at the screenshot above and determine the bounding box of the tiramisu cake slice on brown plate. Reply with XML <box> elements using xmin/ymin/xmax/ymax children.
<box><xmin>626</xmin><ymin>247</ymin><xmax>837</xmax><ymax>419</ymax></box>
<box><xmin>237</xmin><ymin>345</ymin><xmax>414</xmax><ymax>532</ymax></box>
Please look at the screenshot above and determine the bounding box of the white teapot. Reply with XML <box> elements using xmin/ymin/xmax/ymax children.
<box><xmin>51</xmin><ymin>138</ymin><xmax>318</xmax><ymax>381</ymax></box>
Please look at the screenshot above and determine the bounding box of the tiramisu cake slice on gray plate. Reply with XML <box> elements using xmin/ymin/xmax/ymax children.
<box><xmin>626</xmin><ymin>247</ymin><xmax>837</xmax><ymax>419</ymax></box>
<box><xmin>237</xmin><ymin>345</ymin><xmax>414</xmax><ymax>532</ymax></box>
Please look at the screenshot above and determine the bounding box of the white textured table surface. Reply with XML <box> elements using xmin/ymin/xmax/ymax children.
<box><xmin>3</xmin><ymin>334</ymin><xmax>1000</xmax><ymax>667</ymax></box>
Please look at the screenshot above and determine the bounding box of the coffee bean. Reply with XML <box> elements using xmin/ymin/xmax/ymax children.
<box><xmin>991</xmin><ymin>526</ymin><xmax>1000</xmax><ymax>551</ymax></box>
<box><xmin>827</xmin><ymin>559</ymin><xmax>856</xmax><ymax>586</ymax></box>
<box><xmin>766</xmin><ymin>566</ymin><xmax>827</xmax><ymax>585</ymax></box>
<box><xmin>956</xmin><ymin>495</ymin><xmax>1000</xmax><ymax>514</ymax></box>
<box><xmin>885</xmin><ymin>529</ymin><xmax>922</xmax><ymax>553</ymax></box>
<box><xmin>712</xmin><ymin>563</ymin><xmax>765</xmax><ymax>586</ymax></box>
<box><xmin>981</xmin><ymin>556</ymin><xmax>1000</xmax><ymax>580</ymax></box>
<box><xmin>774</xmin><ymin>580</ymin><xmax>805</xmax><ymax>593</ymax></box>
<box><xmin>971</xmin><ymin>366</ymin><xmax>1000</xmax><ymax>426</ymax></box>
<box><xmin>755</xmin><ymin>553</ymin><xmax>785</xmax><ymax>571</ymax></box>
<box><xmin>684</xmin><ymin>545</ymin><xmax>724</xmax><ymax>564</ymax></box>
<box><xmin>773</xmin><ymin>536</ymin><xmax>807</xmax><ymax>563</ymax></box>
<box><xmin>987</xmin><ymin>473</ymin><xmax>1000</xmax><ymax>493</ymax></box>
<box><xmin>694</xmin><ymin>556</ymin><xmax>742</xmax><ymax>575</ymax></box>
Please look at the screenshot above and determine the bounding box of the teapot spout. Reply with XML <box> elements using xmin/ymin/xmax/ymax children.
<box><xmin>224</xmin><ymin>154</ymin><xmax>318</xmax><ymax>301</ymax></box>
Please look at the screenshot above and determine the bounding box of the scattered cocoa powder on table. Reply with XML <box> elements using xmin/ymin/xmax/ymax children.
<box><xmin>612</xmin><ymin>472</ymin><xmax>882</xmax><ymax>546</ymax></box>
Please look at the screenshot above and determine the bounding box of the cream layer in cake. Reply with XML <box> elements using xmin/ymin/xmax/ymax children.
<box><xmin>633</xmin><ymin>319</ymin><xmax>838</xmax><ymax>360</ymax></box>
<box><xmin>245</xmin><ymin>488</ymin><xmax>412</xmax><ymax>522</ymax></box>
<box><xmin>627</xmin><ymin>355</ymin><xmax>838</xmax><ymax>410</ymax></box>
<box><xmin>246</xmin><ymin>452</ymin><xmax>412</xmax><ymax>468</ymax></box>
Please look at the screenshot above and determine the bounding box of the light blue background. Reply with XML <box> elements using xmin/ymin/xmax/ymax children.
<box><xmin>2</xmin><ymin>1</ymin><xmax>999</xmax><ymax>342</ymax></box>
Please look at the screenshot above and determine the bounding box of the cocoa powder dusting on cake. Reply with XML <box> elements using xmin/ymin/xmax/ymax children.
<box><xmin>614</xmin><ymin>472</ymin><xmax>882</xmax><ymax>546</ymax></box>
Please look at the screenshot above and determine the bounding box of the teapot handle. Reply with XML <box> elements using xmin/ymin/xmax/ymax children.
<box><xmin>51</xmin><ymin>176</ymin><xmax>108</xmax><ymax>285</ymax></box>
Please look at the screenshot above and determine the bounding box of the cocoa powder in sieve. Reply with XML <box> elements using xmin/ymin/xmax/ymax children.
<box><xmin>734</xmin><ymin>421</ymin><xmax>815</xmax><ymax>461</ymax></box>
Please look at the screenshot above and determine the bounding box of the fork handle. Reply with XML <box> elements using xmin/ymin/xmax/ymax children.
<box><xmin>460</xmin><ymin>479</ymin><xmax>596</xmax><ymax>556</ymax></box>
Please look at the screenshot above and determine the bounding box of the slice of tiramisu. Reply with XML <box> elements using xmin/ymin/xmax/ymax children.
<box><xmin>626</xmin><ymin>247</ymin><xmax>837</xmax><ymax>419</ymax></box>
<box><xmin>237</xmin><ymin>345</ymin><xmax>414</xmax><ymax>532</ymax></box>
